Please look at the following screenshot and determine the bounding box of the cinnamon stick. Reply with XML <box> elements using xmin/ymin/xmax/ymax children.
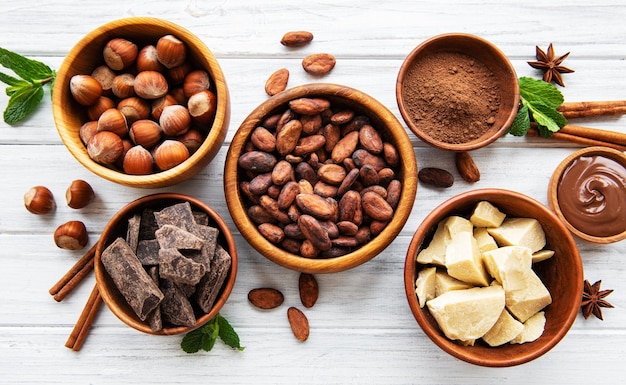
<box><xmin>527</xmin><ymin>127</ymin><xmax>626</xmax><ymax>152</ymax></box>
<box><xmin>558</xmin><ymin>100</ymin><xmax>626</xmax><ymax>119</ymax></box>
<box><xmin>65</xmin><ymin>284</ymin><xmax>103</xmax><ymax>351</ymax></box>
<box><xmin>49</xmin><ymin>243</ymin><xmax>96</xmax><ymax>302</ymax></box>
<box><xmin>559</xmin><ymin>124</ymin><xmax>626</xmax><ymax>146</ymax></box>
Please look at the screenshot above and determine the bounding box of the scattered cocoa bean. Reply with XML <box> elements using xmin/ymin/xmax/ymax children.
<box><xmin>287</xmin><ymin>307</ymin><xmax>310</xmax><ymax>341</ymax></box>
<box><xmin>265</xmin><ymin>68</ymin><xmax>289</xmax><ymax>96</ymax></box>
<box><xmin>298</xmin><ymin>273</ymin><xmax>319</xmax><ymax>308</ymax></box>
<box><xmin>302</xmin><ymin>53</ymin><xmax>336</xmax><ymax>76</ymax></box>
<box><xmin>248</xmin><ymin>287</ymin><xmax>285</xmax><ymax>309</ymax></box>
<box><xmin>280</xmin><ymin>31</ymin><xmax>314</xmax><ymax>47</ymax></box>
<box><xmin>418</xmin><ymin>167</ymin><xmax>454</xmax><ymax>188</ymax></box>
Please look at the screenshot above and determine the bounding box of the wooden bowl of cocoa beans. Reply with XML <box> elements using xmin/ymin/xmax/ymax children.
<box><xmin>404</xmin><ymin>188</ymin><xmax>583</xmax><ymax>367</ymax></box>
<box><xmin>53</xmin><ymin>17</ymin><xmax>230</xmax><ymax>188</ymax></box>
<box><xmin>396</xmin><ymin>33</ymin><xmax>519</xmax><ymax>152</ymax></box>
<box><xmin>225</xmin><ymin>83</ymin><xmax>418</xmax><ymax>273</ymax></box>
<box><xmin>94</xmin><ymin>193</ymin><xmax>237</xmax><ymax>335</ymax></box>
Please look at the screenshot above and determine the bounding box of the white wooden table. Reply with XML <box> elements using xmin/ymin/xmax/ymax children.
<box><xmin>1</xmin><ymin>1</ymin><xmax>625</xmax><ymax>383</ymax></box>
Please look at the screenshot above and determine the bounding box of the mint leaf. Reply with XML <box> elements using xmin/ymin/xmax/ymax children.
<box><xmin>0</xmin><ymin>47</ymin><xmax>55</xmax><ymax>82</ymax></box>
<box><xmin>507</xmin><ymin>104</ymin><xmax>530</xmax><ymax>136</ymax></box>
<box><xmin>217</xmin><ymin>314</ymin><xmax>244</xmax><ymax>351</ymax></box>
<box><xmin>528</xmin><ymin>100</ymin><xmax>568</xmax><ymax>136</ymax></box>
<box><xmin>4</xmin><ymin>84</ymin><xmax>43</xmax><ymax>125</ymax></box>
<box><xmin>518</xmin><ymin>77</ymin><xmax>564</xmax><ymax>109</ymax></box>
<box><xmin>180</xmin><ymin>313</ymin><xmax>243</xmax><ymax>354</ymax></box>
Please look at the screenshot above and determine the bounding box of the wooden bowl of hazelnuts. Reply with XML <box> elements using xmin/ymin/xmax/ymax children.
<box><xmin>52</xmin><ymin>17</ymin><xmax>230</xmax><ymax>188</ymax></box>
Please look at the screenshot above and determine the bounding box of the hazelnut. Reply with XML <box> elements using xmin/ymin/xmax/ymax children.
<box><xmin>87</xmin><ymin>96</ymin><xmax>115</xmax><ymax>121</ymax></box>
<box><xmin>97</xmin><ymin>108</ymin><xmax>128</xmax><ymax>137</ymax></box>
<box><xmin>103</xmin><ymin>38</ymin><xmax>138</xmax><ymax>71</ymax></box>
<box><xmin>54</xmin><ymin>221</ymin><xmax>89</xmax><ymax>250</ymax></box>
<box><xmin>79</xmin><ymin>121</ymin><xmax>98</xmax><ymax>145</ymax></box>
<box><xmin>87</xmin><ymin>131</ymin><xmax>124</xmax><ymax>165</ymax></box>
<box><xmin>134</xmin><ymin>70</ymin><xmax>169</xmax><ymax>100</ymax></box>
<box><xmin>24</xmin><ymin>186</ymin><xmax>56</xmax><ymax>214</ymax></box>
<box><xmin>66</xmin><ymin>179</ymin><xmax>95</xmax><ymax>209</ymax></box>
<box><xmin>176</xmin><ymin>128</ymin><xmax>204</xmax><ymax>154</ymax></box>
<box><xmin>154</xmin><ymin>140</ymin><xmax>189</xmax><ymax>170</ymax></box>
<box><xmin>151</xmin><ymin>94</ymin><xmax>177</xmax><ymax>120</ymax></box>
<box><xmin>115</xmin><ymin>139</ymin><xmax>134</xmax><ymax>170</ymax></box>
<box><xmin>123</xmin><ymin>145</ymin><xmax>155</xmax><ymax>175</ymax></box>
<box><xmin>136</xmin><ymin>45</ymin><xmax>166</xmax><ymax>73</ymax></box>
<box><xmin>91</xmin><ymin>65</ymin><xmax>116</xmax><ymax>96</ymax></box>
<box><xmin>187</xmin><ymin>90</ymin><xmax>217</xmax><ymax>125</ymax></box>
<box><xmin>156</xmin><ymin>34</ymin><xmax>186</xmax><ymax>69</ymax></box>
<box><xmin>170</xmin><ymin>87</ymin><xmax>188</xmax><ymax>105</ymax></box>
<box><xmin>183</xmin><ymin>70</ymin><xmax>211</xmax><ymax>97</ymax></box>
<box><xmin>117</xmin><ymin>97</ymin><xmax>151</xmax><ymax>124</ymax></box>
<box><xmin>69</xmin><ymin>74</ymin><xmax>102</xmax><ymax>106</ymax></box>
<box><xmin>129</xmin><ymin>119</ymin><xmax>162</xmax><ymax>148</ymax></box>
<box><xmin>111</xmin><ymin>73</ymin><xmax>136</xmax><ymax>99</ymax></box>
<box><xmin>166</xmin><ymin>62</ymin><xmax>192</xmax><ymax>86</ymax></box>
<box><xmin>159</xmin><ymin>104</ymin><xmax>191</xmax><ymax>136</ymax></box>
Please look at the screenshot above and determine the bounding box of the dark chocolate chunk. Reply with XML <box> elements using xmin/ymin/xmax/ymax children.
<box><xmin>146</xmin><ymin>266</ymin><xmax>163</xmax><ymax>332</ymax></box>
<box><xmin>154</xmin><ymin>202</ymin><xmax>197</xmax><ymax>234</ymax></box>
<box><xmin>101</xmin><ymin>237</ymin><xmax>164</xmax><ymax>321</ymax></box>
<box><xmin>160</xmin><ymin>279</ymin><xmax>196</xmax><ymax>327</ymax></box>
<box><xmin>136</xmin><ymin>239</ymin><xmax>160</xmax><ymax>265</ymax></box>
<box><xmin>155</xmin><ymin>224</ymin><xmax>205</xmax><ymax>250</ymax></box>
<box><xmin>139</xmin><ymin>208</ymin><xmax>159</xmax><ymax>241</ymax></box>
<box><xmin>185</xmin><ymin>225</ymin><xmax>219</xmax><ymax>271</ymax></box>
<box><xmin>158</xmin><ymin>248</ymin><xmax>206</xmax><ymax>285</ymax></box>
<box><xmin>193</xmin><ymin>211</ymin><xmax>209</xmax><ymax>226</ymax></box>
<box><xmin>126</xmin><ymin>213</ymin><xmax>141</xmax><ymax>253</ymax></box>
<box><xmin>195</xmin><ymin>245</ymin><xmax>232</xmax><ymax>313</ymax></box>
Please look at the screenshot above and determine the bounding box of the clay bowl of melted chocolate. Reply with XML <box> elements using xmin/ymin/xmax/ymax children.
<box><xmin>548</xmin><ymin>146</ymin><xmax>626</xmax><ymax>244</ymax></box>
<box><xmin>404</xmin><ymin>189</ymin><xmax>583</xmax><ymax>367</ymax></box>
<box><xmin>396</xmin><ymin>33</ymin><xmax>519</xmax><ymax>152</ymax></box>
<box><xmin>224</xmin><ymin>83</ymin><xmax>418</xmax><ymax>274</ymax></box>
<box><xmin>94</xmin><ymin>193</ymin><xmax>237</xmax><ymax>335</ymax></box>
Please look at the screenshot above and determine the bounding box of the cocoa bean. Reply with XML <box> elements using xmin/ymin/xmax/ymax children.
<box><xmin>295</xmin><ymin>193</ymin><xmax>336</xmax><ymax>220</ymax></box>
<box><xmin>248</xmin><ymin>288</ymin><xmax>284</xmax><ymax>309</ymax></box>
<box><xmin>284</xmin><ymin>223</ymin><xmax>305</xmax><ymax>239</ymax></box>
<box><xmin>386</xmin><ymin>179</ymin><xmax>402</xmax><ymax>209</ymax></box>
<box><xmin>238</xmin><ymin>151</ymin><xmax>277</xmax><ymax>172</ymax></box>
<box><xmin>297</xmin><ymin>214</ymin><xmax>331</xmax><ymax>251</ymax></box>
<box><xmin>317</xmin><ymin>163</ymin><xmax>346</xmax><ymax>185</ymax></box>
<box><xmin>280</xmin><ymin>31</ymin><xmax>314</xmax><ymax>47</ymax></box>
<box><xmin>331</xmin><ymin>130</ymin><xmax>359</xmax><ymax>163</ymax></box>
<box><xmin>277</xmin><ymin>181</ymin><xmax>300</xmax><ymax>210</ymax></box>
<box><xmin>359</xmin><ymin>124</ymin><xmax>383</xmax><ymax>154</ymax></box>
<box><xmin>338</xmin><ymin>190</ymin><xmax>361</xmax><ymax>223</ymax></box>
<box><xmin>251</xmin><ymin>126</ymin><xmax>276</xmax><ymax>152</ymax></box>
<box><xmin>418</xmin><ymin>167</ymin><xmax>454</xmax><ymax>188</ymax></box>
<box><xmin>313</xmin><ymin>181</ymin><xmax>338</xmax><ymax>198</ymax></box>
<box><xmin>267</xmin><ymin>184</ymin><xmax>281</xmax><ymax>199</ymax></box>
<box><xmin>249</xmin><ymin>172</ymin><xmax>273</xmax><ymax>195</ymax></box>
<box><xmin>302</xmin><ymin>53</ymin><xmax>336</xmax><ymax>76</ymax></box>
<box><xmin>362</xmin><ymin>191</ymin><xmax>394</xmax><ymax>221</ymax></box>
<box><xmin>259</xmin><ymin>195</ymin><xmax>291</xmax><ymax>224</ymax></box>
<box><xmin>288</xmin><ymin>97</ymin><xmax>330</xmax><ymax>115</ymax></box>
<box><xmin>301</xmin><ymin>114</ymin><xmax>322</xmax><ymax>135</ymax></box>
<box><xmin>281</xmin><ymin>238</ymin><xmax>302</xmax><ymax>254</ymax></box>
<box><xmin>352</xmin><ymin>149</ymin><xmax>387</xmax><ymax>171</ymax></box>
<box><xmin>247</xmin><ymin>205</ymin><xmax>276</xmax><ymax>224</ymax></box>
<box><xmin>298</xmin><ymin>273</ymin><xmax>319</xmax><ymax>308</ymax></box>
<box><xmin>298</xmin><ymin>179</ymin><xmax>314</xmax><ymax>194</ymax></box>
<box><xmin>276</xmin><ymin>119</ymin><xmax>303</xmax><ymax>156</ymax></box>
<box><xmin>330</xmin><ymin>109</ymin><xmax>355</xmax><ymax>125</ymax></box>
<box><xmin>295</xmin><ymin>161</ymin><xmax>318</xmax><ymax>185</ymax></box>
<box><xmin>378</xmin><ymin>167</ymin><xmax>395</xmax><ymax>185</ymax></box>
<box><xmin>271</xmin><ymin>159</ymin><xmax>295</xmax><ymax>185</ymax></box>
<box><xmin>359</xmin><ymin>164</ymin><xmax>379</xmax><ymax>186</ymax></box>
<box><xmin>337</xmin><ymin>220</ymin><xmax>359</xmax><ymax>236</ymax></box>
<box><xmin>293</xmin><ymin>134</ymin><xmax>326</xmax><ymax>156</ymax></box>
<box><xmin>383</xmin><ymin>142</ymin><xmax>399</xmax><ymax>167</ymax></box>
<box><xmin>258</xmin><ymin>223</ymin><xmax>285</xmax><ymax>243</ymax></box>
<box><xmin>265</xmin><ymin>68</ymin><xmax>289</xmax><ymax>96</ymax></box>
<box><xmin>300</xmin><ymin>239</ymin><xmax>320</xmax><ymax>258</ymax></box>
<box><xmin>321</xmin><ymin>123</ymin><xmax>341</xmax><ymax>152</ymax></box>
<box><xmin>337</xmin><ymin>167</ymin><xmax>360</xmax><ymax>196</ymax></box>
<box><xmin>331</xmin><ymin>236</ymin><xmax>358</xmax><ymax>247</ymax></box>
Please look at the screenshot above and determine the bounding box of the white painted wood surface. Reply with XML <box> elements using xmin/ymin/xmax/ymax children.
<box><xmin>1</xmin><ymin>1</ymin><xmax>625</xmax><ymax>383</ymax></box>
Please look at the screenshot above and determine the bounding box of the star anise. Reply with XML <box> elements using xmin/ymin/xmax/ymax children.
<box><xmin>527</xmin><ymin>43</ymin><xmax>575</xmax><ymax>87</ymax></box>
<box><xmin>581</xmin><ymin>279</ymin><xmax>614</xmax><ymax>320</ymax></box>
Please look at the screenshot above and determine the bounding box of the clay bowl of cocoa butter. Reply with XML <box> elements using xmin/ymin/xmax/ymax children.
<box><xmin>396</xmin><ymin>33</ymin><xmax>519</xmax><ymax>151</ymax></box>
<box><xmin>53</xmin><ymin>17</ymin><xmax>230</xmax><ymax>188</ymax></box>
<box><xmin>548</xmin><ymin>146</ymin><xmax>626</xmax><ymax>244</ymax></box>
<box><xmin>94</xmin><ymin>193</ymin><xmax>237</xmax><ymax>335</ymax></box>
<box><xmin>224</xmin><ymin>83</ymin><xmax>418</xmax><ymax>274</ymax></box>
<box><xmin>404</xmin><ymin>189</ymin><xmax>583</xmax><ymax>367</ymax></box>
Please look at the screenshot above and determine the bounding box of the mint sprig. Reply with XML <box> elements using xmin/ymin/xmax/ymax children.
<box><xmin>181</xmin><ymin>313</ymin><xmax>244</xmax><ymax>353</ymax></box>
<box><xmin>0</xmin><ymin>47</ymin><xmax>56</xmax><ymax>125</ymax></box>
<box><xmin>507</xmin><ymin>76</ymin><xmax>567</xmax><ymax>137</ymax></box>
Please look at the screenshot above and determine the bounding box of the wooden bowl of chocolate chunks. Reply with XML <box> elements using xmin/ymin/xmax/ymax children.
<box><xmin>94</xmin><ymin>193</ymin><xmax>237</xmax><ymax>335</ymax></box>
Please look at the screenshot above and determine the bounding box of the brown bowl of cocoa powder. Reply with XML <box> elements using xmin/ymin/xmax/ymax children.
<box><xmin>396</xmin><ymin>33</ymin><xmax>519</xmax><ymax>151</ymax></box>
<box><xmin>224</xmin><ymin>83</ymin><xmax>418</xmax><ymax>274</ymax></box>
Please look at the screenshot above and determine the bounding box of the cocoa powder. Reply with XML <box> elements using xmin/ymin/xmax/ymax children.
<box><xmin>401</xmin><ymin>51</ymin><xmax>501</xmax><ymax>144</ymax></box>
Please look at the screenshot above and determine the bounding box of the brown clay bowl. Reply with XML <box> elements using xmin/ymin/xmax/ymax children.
<box><xmin>396</xmin><ymin>33</ymin><xmax>519</xmax><ymax>151</ymax></box>
<box><xmin>548</xmin><ymin>146</ymin><xmax>626</xmax><ymax>244</ymax></box>
<box><xmin>404</xmin><ymin>189</ymin><xmax>583</xmax><ymax>367</ymax></box>
<box><xmin>53</xmin><ymin>17</ymin><xmax>230</xmax><ymax>188</ymax></box>
<box><xmin>224</xmin><ymin>83</ymin><xmax>418</xmax><ymax>274</ymax></box>
<box><xmin>94</xmin><ymin>193</ymin><xmax>237</xmax><ymax>335</ymax></box>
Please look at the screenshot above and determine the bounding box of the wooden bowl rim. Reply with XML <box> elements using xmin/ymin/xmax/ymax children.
<box><xmin>548</xmin><ymin>146</ymin><xmax>626</xmax><ymax>244</ymax></box>
<box><xmin>395</xmin><ymin>32</ymin><xmax>520</xmax><ymax>152</ymax></box>
<box><xmin>403</xmin><ymin>188</ymin><xmax>583</xmax><ymax>367</ymax></box>
<box><xmin>225</xmin><ymin>83</ymin><xmax>418</xmax><ymax>273</ymax></box>
<box><xmin>94</xmin><ymin>192</ymin><xmax>238</xmax><ymax>335</ymax></box>
<box><xmin>52</xmin><ymin>17</ymin><xmax>230</xmax><ymax>188</ymax></box>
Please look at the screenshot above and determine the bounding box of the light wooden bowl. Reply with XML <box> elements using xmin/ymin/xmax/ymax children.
<box><xmin>396</xmin><ymin>33</ymin><xmax>519</xmax><ymax>152</ymax></box>
<box><xmin>52</xmin><ymin>17</ymin><xmax>230</xmax><ymax>188</ymax></box>
<box><xmin>94</xmin><ymin>193</ymin><xmax>237</xmax><ymax>335</ymax></box>
<box><xmin>225</xmin><ymin>83</ymin><xmax>418</xmax><ymax>273</ymax></box>
<box><xmin>548</xmin><ymin>146</ymin><xmax>626</xmax><ymax>244</ymax></box>
<box><xmin>404</xmin><ymin>189</ymin><xmax>583</xmax><ymax>367</ymax></box>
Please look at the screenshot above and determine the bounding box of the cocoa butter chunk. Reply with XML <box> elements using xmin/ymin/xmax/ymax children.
<box><xmin>126</xmin><ymin>213</ymin><xmax>141</xmax><ymax>253</ymax></box>
<box><xmin>195</xmin><ymin>245</ymin><xmax>232</xmax><ymax>313</ymax></box>
<box><xmin>159</xmin><ymin>279</ymin><xmax>196</xmax><ymax>327</ymax></box>
<box><xmin>146</xmin><ymin>266</ymin><xmax>163</xmax><ymax>332</ymax></box>
<box><xmin>101</xmin><ymin>237</ymin><xmax>164</xmax><ymax>321</ymax></box>
<box><xmin>158</xmin><ymin>248</ymin><xmax>206</xmax><ymax>285</ymax></box>
<box><xmin>155</xmin><ymin>224</ymin><xmax>205</xmax><ymax>250</ymax></box>
<box><xmin>136</xmin><ymin>239</ymin><xmax>160</xmax><ymax>265</ymax></box>
<box><xmin>139</xmin><ymin>208</ymin><xmax>158</xmax><ymax>240</ymax></box>
<box><xmin>154</xmin><ymin>202</ymin><xmax>197</xmax><ymax>234</ymax></box>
